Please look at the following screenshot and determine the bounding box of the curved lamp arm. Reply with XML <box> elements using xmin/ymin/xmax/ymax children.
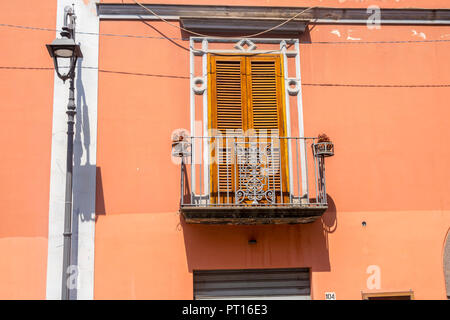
<box><xmin>63</xmin><ymin>6</ymin><xmax>74</xmax><ymax>29</ymax></box>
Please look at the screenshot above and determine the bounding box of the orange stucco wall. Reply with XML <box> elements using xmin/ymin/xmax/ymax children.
<box><xmin>1</xmin><ymin>0</ymin><xmax>449</xmax><ymax>300</ymax></box>
<box><xmin>0</xmin><ymin>1</ymin><xmax>57</xmax><ymax>299</ymax></box>
<box><xmin>94</xmin><ymin>0</ymin><xmax>450</xmax><ymax>300</ymax></box>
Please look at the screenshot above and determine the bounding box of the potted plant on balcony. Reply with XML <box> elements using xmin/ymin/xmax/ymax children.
<box><xmin>171</xmin><ymin>130</ymin><xmax>191</xmax><ymax>158</ymax></box>
<box><xmin>312</xmin><ymin>133</ymin><xmax>334</xmax><ymax>157</ymax></box>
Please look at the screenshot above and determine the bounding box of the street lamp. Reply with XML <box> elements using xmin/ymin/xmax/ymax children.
<box><xmin>46</xmin><ymin>6</ymin><xmax>82</xmax><ymax>82</ymax></box>
<box><xmin>46</xmin><ymin>5</ymin><xmax>82</xmax><ymax>300</ymax></box>
<box><xmin>46</xmin><ymin>36</ymin><xmax>82</xmax><ymax>81</ymax></box>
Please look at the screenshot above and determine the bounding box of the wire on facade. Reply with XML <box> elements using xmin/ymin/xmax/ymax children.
<box><xmin>2</xmin><ymin>66</ymin><xmax>450</xmax><ymax>87</ymax></box>
<box><xmin>131</xmin><ymin>0</ymin><xmax>315</xmax><ymax>39</ymax></box>
<box><xmin>301</xmin><ymin>83</ymin><xmax>450</xmax><ymax>88</ymax></box>
<box><xmin>2</xmin><ymin>22</ymin><xmax>450</xmax><ymax>45</ymax></box>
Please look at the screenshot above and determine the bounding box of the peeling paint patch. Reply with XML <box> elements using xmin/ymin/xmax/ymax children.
<box><xmin>331</xmin><ymin>30</ymin><xmax>341</xmax><ymax>38</ymax></box>
<box><xmin>412</xmin><ymin>30</ymin><xmax>426</xmax><ymax>39</ymax></box>
<box><xmin>346</xmin><ymin>29</ymin><xmax>361</xmax><ymax>41</ymax></box>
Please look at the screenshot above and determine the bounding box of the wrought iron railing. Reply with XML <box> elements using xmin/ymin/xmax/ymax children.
<box><xmin>173</xmin><ymin>136</ymin><xmax>333</xmax><ymax>209</ymax></box>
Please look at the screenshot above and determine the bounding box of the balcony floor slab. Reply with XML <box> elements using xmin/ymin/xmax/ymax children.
<box><xmin>180</xmin><ymin>205</ymin><xmax>328</xmax><ymax>225</ymax></box>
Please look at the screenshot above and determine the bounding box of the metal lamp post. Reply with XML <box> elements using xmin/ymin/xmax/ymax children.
<box><xmin>46</xmin><ymin>5</ymin><xmax>82</xmax><ymax>300</ymax></box>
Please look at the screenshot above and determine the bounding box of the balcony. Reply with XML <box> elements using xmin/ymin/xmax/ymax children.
<box><xmin>173</xmin><ymin>135</ymin><xmax>333</xmax><ymax>225</ymax></box>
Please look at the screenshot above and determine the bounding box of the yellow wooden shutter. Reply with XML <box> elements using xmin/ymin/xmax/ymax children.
<box><xmin>208</xmin><ymin>54</ymin><xmax>289</xmax><ymax>204</ymax></box>
<box><xmin>246</xmin><ymin>56</ymin><xmax>289</xmax><ymax>202</ymax></box>
<box><xmin>209</xmin><ymin>56</ymin><xmax>246</xmax><ymax>202</ymax></box>
<box><xmin>246</xmin><ymin>56</ymin><xmax>284</xmax><ymax>135</ymax></box>
<box><xmin>209</xmin><ymin>56</ymin><xmax>247</xmax><ymax>132</ymax></box>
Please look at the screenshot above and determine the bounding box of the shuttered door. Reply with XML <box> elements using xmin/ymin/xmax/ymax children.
<box><xmin>194</xmin><ymin>268</ymin><xmax>311</xmax><ymax>300</ymax></box>
<box><xmin>208</xmin><ymin>54</ymin><xmax>289</xmax><ymax>204</ymax></box>
<box><xmin>246</xmin><ymin>56</ymin><xmax>289</xmax><ymax>203</ymax></box>
<box><xmin>209</xmin><ymin>56</ymin><xmax>247</xmax><ymax>203</ymax></box>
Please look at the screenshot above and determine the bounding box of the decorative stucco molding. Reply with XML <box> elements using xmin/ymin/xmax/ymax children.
<box><xmin>97</xmin><ymin>4</ymin><xmax>450</xmax><ymax>25</ymax></box>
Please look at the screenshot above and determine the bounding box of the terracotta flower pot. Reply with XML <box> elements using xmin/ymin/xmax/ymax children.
<box><xmin>312</xmin><ymin>141</ymin><xmax>334</xmax><ymax>157</ymax></box>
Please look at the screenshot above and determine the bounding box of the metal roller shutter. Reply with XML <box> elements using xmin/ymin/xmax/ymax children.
<box><xmin>194</xmin><ymin>268</ymin><xmax>311</xmax><ymax>300</ymax></box>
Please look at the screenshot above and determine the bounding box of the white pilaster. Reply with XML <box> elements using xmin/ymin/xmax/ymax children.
<box><xmin>46</xmin><ymin>0</ymin><xmax>99</xmax><ymax>300</ymax></box>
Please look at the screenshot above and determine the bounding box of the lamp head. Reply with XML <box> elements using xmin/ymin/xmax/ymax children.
<box><xmin>46</xmin><ymin>37</ymin><xmax>83</xmax><ymax>59</ymax></box>
<box><xmin>46</xmin><ymin>28</ymin><xmax>82</xmax><ymax>82</ymax></box>
<box><xmin>45</xmin><ymin>5</ymin><xmax>82</xmax><ymax>82</ymax></box>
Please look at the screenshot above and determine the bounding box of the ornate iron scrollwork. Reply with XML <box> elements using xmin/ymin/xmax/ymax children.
<box><xmin>235</xmin><ymin>142</ymin><xmax>275</xmax><ymax>205</ymax></box>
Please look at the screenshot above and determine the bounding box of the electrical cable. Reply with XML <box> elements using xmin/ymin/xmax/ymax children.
<box><xmin>2</xmin><ymin>4</ymin><xmax>450</xmax><ymax>87</ymax></box>
<box><xmin>301</xmin><ymin>83</ymin><xmax>450</xmax><ymax>88</ymax></box>
<box><xmin>1</xmin><ymin>66</ymin><xmax>449</xmax><ymax>87</ymax></box>
<box><xmin>2</xmin><ymin>22</ymin><xmax>450</xmax><ymax>45</ymax></box>
<box><xmin>131</xmin><ymin>0</ymin><xmax>315</xmax><ymax>39</ymax></box>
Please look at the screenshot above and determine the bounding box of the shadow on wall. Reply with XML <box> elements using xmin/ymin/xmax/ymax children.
<box><xmin>321</xmin><ymin>195</ymin><xmax>337</xmax><ymax>251</ymax></box>
<box><xmin>69</xmin><ymin>58</ymin><xmax>97</xmax><ymax>299</ymax></box>
<box><xmin>299</xmin><ymin>24</ymin><xmax>313</xmax><ymax>44</ymax></box>
<box><xmin>95</xmin><ymin>166</ymin><xmax>106</xmax><ymax>217</ymax></box>
<box><xmin>181</xmin><ymin>195</ymin><xmax>337</xmax><ymax>273</ymax></box>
